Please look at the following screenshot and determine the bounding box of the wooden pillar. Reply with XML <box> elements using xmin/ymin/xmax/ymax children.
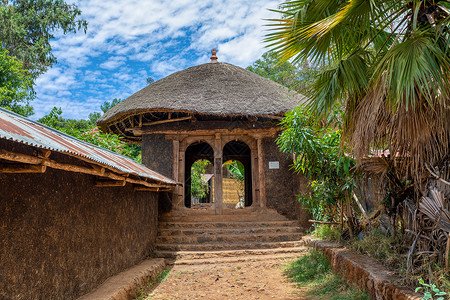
<box><xmin>214</xmin><ymin>134</ymin><xmax>223</xmax><ymax>215</ymax></box>
<box><xmin>172</xmin><ymin>139</ymin><xmax>180</xmax><ymax>206</ymax></box>
<box><xmin>177</xmin><ymin>148</ymin><xmax>185</xmax><ymax>209</ymax></box>
<box><xmin>257</xmin><ymin>138</ymin><xmax>266</xmax><ymax>208</ymax></box>
<box><xmin>251</xmin><ymin>147</ymin><xmax>258</xmax><ymax>207</ymax></box>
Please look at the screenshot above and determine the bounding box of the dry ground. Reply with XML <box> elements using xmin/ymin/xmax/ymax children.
<box><xmin>138</xmin><ymin>257</ymin><xmax>308</xmax><ymax>300</ymax></box>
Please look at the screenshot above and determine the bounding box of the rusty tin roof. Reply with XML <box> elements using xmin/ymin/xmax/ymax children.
<box><xmin>0</xmin><ymin>107</ymin><xmax>175</xmax><ymax>185</ymax></box>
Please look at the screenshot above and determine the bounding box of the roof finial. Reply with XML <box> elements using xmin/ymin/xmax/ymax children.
<box><xmin>210</xmin><ymin>48</ymin><xmax>218</xmax><ymax>63</ymax></box>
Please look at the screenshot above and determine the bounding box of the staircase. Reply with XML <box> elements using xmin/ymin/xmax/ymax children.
<box><xmin>154</xmin><ymin>209</ymin><xmax>307</xmax><ymax>265</ymax></box>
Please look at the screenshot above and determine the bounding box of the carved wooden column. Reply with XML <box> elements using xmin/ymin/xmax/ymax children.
<box><xmin>257</xmin><ymin>137</ymin><xmax>266</xmax><ymax>208</ymax></box>
<box><xmin>171</xmin><ymin>139</ymin><xmax>180</xmax><ymax>207</ymax></box>
<box><xmin>214</xmin><ymin>134</ymin><xmax>223</xmax><ymax>215</ymax></box>
<box><xmin>177</xmin><ymin>147</ymin><xmax>185</xmax><ymax>209</ymax></box>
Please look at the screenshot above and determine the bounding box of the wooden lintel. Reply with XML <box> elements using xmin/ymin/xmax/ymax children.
<box><xmin>142</xmin><ymin>116</ymin><xmax>192</xmax><ymax>126</ymax></box>
<box><xmin>96</xmin><ymin>180</ymin><xmax>126</xmax><ymax>187</ymax></box>
<box><xmin>129</xmin><ymin>127</ymin><xmax>281</xmax><ymax>137</ymax></box>
<box><xmin>0</xmin><ymin>164</ymin><xmax>46</xmax><ymax>174</ymax></box>
<box><xmin>134</xmin><ymin>187</ymin><xmax>168</xmax><ymax>192</ymax></box>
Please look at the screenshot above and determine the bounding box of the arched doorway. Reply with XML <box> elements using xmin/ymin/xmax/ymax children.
<box><xmin>222</xmin><ymin>141</ymin><xmax>252</xmax><ymax>207</ymax></box>
<box><xmin>184</xmin><ymin>142</ymin><xmax>214</xmax><ymax>208</ymax></box>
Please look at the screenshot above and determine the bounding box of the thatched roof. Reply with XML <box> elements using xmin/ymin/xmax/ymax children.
<box><xmin>98</xmin><ymin>62</ymin><xmax>307</xmax><ymax>127</ymax></box>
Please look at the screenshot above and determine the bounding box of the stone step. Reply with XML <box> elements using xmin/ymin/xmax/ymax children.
<box><xmin>167</xmin><ymin>252</ymin><xmax>307</xmax><ymax>265</ymax></box>
<box><xmin>158</xmin><ymin>220</ymin><xmax>300</xmax><ymax>229</ymax></box>
<box><xmin>156</xmin><ymin>232</ymin><xmax>303</xmax><ymax>244</ymax></box>
<box><xmin>158</xmin><ymin>226</ymin><xmax>302</xmax><ymax>237</ymax></box>
<box><xmin>159</xmin><ymin>213</ymin><xmax>288</xmax><ymax>223</ymax></box>
<box><xmin>155</xmin><ymin>246</ymin><xmax>307</xmax><ymax>260</ymax></box>
<box><xmin>156</xmin><ymin>240</ymin><xmax>305</xmax><ymax>252</ymax></box>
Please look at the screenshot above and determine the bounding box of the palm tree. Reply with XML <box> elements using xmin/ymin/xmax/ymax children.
<box><xmin>266</xmin><ymin>0</ymin><xmax>450</xmax><ymax>175</ymax></box>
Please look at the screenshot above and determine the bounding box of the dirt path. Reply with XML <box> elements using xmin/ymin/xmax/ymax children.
<box><xmin>141</xmin><ymin>257</ymin><xmax>307</xmax><ymax>300</ymax></box>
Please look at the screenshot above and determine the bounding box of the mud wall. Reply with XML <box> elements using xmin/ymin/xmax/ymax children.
<box><xmin>0</xmin><ymin>166</ymin><xmax>159</xmax><ymax>300</ymax></box>
<box><xmin>141</xmin><ymin>134</ymin><xmax>173</xmax><ymax>178</ymax></box>
<box><xmin>263</xmin><ymin>137</ymin><xmax>310</xmax><ymax>227</ymax></box>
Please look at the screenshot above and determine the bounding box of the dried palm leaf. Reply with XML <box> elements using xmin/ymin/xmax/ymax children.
<box><xmin>419</xmin><ymin>189</ymin><xmax>450</xmax><ymax>232</ymax></box>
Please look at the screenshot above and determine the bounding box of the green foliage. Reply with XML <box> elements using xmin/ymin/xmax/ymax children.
<box><xmin>349</xmin><ymin>229</ymin><xmax>405</xmax><ymax>271</ymax></box>
<box><xmin>415</xmin><ymin>279</ymin><xmax>447</xmax><ymax>300</ymax></box>
<box><xmin>134</xmin><ymin>269</ymin><xmax>170</xmax><ymax>300</ymax></box>
<box><xmin>0</xmin><ymin>0</ymin><xmax>87</xmax><ymax>79</ymax></box>
<box><xmin>38</xmin><ymin>106</ymin><xmax>142</xmax><ymax>162</ymax></box>
<box><xmin>277</xmin><ymin>106</ymin><xmax>355</xmax><ymax>220</ymax></box>
<box><xmin>285</xmin><ymin>249</ymin><xmax>331</xmax><ymax>283</ymax></box>
<box><xmin>223</xmin><ymin>160</ymin><xmax>245</xmax><ymax>181</ymax></box>
<box><xmin>101</xmin><ymin>98</ymin><xmax>122</xmax><ymax>113</ymax></box>
<box><xmin>285</xmin><ymin>250</ymin><xmax>370</xmax><ymax>300</ymax></box>
<box><xmin>0</xmin><ymin>45</ymin><xmax>34</xmax><ymax>116</ymax></box>
<box><xmin>246</xmin><ymin>51</ymin><xmax>318</xmax><ymax>92</ymax></box>
<box><xmin>312</xmin><ymin>224</ymin><xmax>342</xmax><ymax>242</ymax></box>
<box><xmin>266</xmin><ymin>0</ymin><xmax>450</xmax><ymax>174</ymax></box>
<box><xmin>190</xmin><ymin>159</ymin><xmax>211</xmax><ymax>200</ymax></box>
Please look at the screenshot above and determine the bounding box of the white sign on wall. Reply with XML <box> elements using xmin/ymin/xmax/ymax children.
<box><xmin>268</xmin><ymin>161</ymin><xmax>279</xmax><ymax>169</ymax></box>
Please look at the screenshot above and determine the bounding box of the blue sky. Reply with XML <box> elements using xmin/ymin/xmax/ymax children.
<box><xmin>32</xmin><ymin>0</ymin><xmax>280</xmax><ymax>120</ymax></box>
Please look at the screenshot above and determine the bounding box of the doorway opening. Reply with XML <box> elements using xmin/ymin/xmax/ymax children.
<box><xmin>222</xmin><ymin>141</ymin><xmax>252</xmax><ymax>207</ymax></box>
<box><xmin>184</xmin><ymin>142</ymin><xmax>214</xmax><ymax>208</ymax></box>
<box><xmin>222</xmin><ymin>160</ymin><xmax>245</xmax><ymax>208</ymax></box>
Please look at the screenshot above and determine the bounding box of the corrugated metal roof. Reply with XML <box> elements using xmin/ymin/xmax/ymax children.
<box><xmin>0</xmin><ymin>107</ymin><xmax>175</xmax><ymax>185</ymax></box>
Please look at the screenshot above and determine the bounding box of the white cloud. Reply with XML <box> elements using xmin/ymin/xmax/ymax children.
<box><xmin>99</xmin><ymin>56</ymin><xmax>127</xmax><ymax>70</ymax></box>
<box><xmin>32</xmin><ymin>0</ymin><xmax>281</xmax><ymax>120</ymax></box>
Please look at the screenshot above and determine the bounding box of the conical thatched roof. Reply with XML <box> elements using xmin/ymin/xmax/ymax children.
<box><xmin>98</xmin><ymin>62</ymin><xmax>307</xmax><ymax>127</ymax></box>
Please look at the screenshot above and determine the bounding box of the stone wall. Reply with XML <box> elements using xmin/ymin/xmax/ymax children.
<box><xmin>263</xmin><ymin>137</ymin><xmax>310</xmax><ymax>226</ymax></box>
<box><xmin>0</xmin><ymin>166</ymin><xmax>159</xmax><ymax>300</ymax></box>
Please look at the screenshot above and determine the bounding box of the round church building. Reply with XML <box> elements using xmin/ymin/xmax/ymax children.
<box><xmin>98</xmin><ymin>50</ymin><xmax>309</xmax><ymax>223</ymax></box>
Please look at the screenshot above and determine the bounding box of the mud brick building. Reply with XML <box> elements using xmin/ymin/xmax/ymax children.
<box><xmin>98</xmin><ymin>50</ymin><xmax>310</xmax><ymax>222</ymax></box>
<box><xmin>0</xmin><ymin>108</ymin><xmax>175</xmax><ymax>300</ymax></box>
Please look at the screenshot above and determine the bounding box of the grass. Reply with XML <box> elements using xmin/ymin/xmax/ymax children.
<box><xmin>312</xmin><ymin>224</ymin><xmax>342</xmax><ymax>241</ymax></box>
<box><xmin>349</xmin><ymin>229</ymin><xmax>405</xmax><ymax>272</ymax></box>
<box><xmin>134</xmin><ymin>269</ymin><xmax>171</xmax><ymax>300</ymax></box>
<box><xmin>285</xmin><ymin>249</ymin><xmax>370</xmax><ymax>300</ymax></box>
<box><xmin>311</xmin><ymin>225</ymin><xmax>450</xmax><ymax>294</ymax></box>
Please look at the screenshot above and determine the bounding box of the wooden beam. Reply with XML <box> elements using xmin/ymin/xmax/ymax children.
<box><xmin>129</xmin><ymin>127</ymin><xmax>281</xmax><ymax>137</ymax></box>
<box><xmin>96</xmin><ymin>180</ymin><xmax>126</xmax><ymax>187</ymax></box>
<box><xmin>0</xmin><ymin>149</ymin><xmax>174</xmax><ymax>189</ymax></box>
<box><xmin>36</xmin><ymin>149</ymin><xmax>51</xmax><ymax>158</ymax></box>
<box><xmin>134</xmin><ymin>187</ymin><xmax>171</xmax><ymax>192</ymax></box>
<box><xmin>0</xmin><ymin>149</ymin><xmax>42</xmax><ymax>165</ymax></box>
<box><xmin>126</xmin><ymin>177</ymin><xmax>174</xmax><ymax>190</ymax></box>
<box><xmin>142</xmin><ymin>116</ymin><xmax>192</xmax><ymax>126</ymax></box>
<box><xmin>0</xmin><ymin>164</ymin><xmax>46</xmax><ymax>174</ymax></box>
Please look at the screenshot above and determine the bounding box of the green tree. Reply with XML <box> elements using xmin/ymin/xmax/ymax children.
<box><xmin>246</xmin><ymin>51</ymin><xmax>318</xmax><ymax>92</ymax></box>
<box><xmin>100</xmin><ymin>98</ymin><xmax>122</xmax><ymax>113</ymax></box>
<box><xmin>266</xmin><ymin>0</ymin><xmax>450</xmax><ymax>174</ymax></box>
<box><xmin>191</xmin><ymin>159</ymin><xmax>211</xmax><ymax>200</ymax></box>
<box><xmin>277</xmin><ymin>106</ymin><xmax>355</xmax><ymax>221</ymax></box>
<box><xmin>38</xmin><ymin>106</ymin><xmax>142</xmax><ymax>163</ymax></box>
<box><xmin>0</xmin><ymin>46</ymin><xmax>33</xmax><ymax>116</ymax></box>
<box><xmin>0</xmin><ymin>0</ymin><xmax>88</xmax><ymax>79</ymax></box>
